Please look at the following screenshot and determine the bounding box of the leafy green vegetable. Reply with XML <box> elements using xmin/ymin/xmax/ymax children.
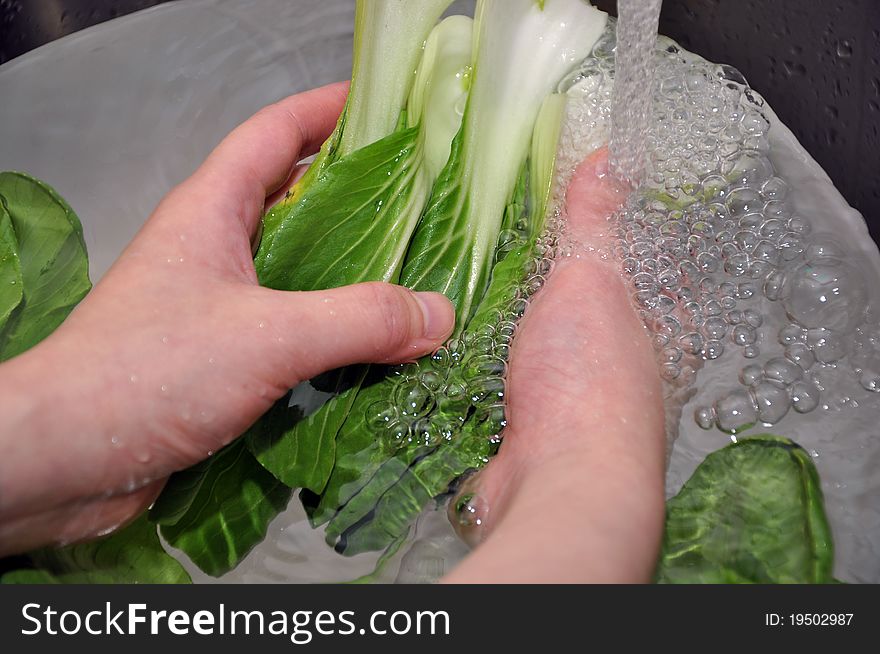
<box><xmin>297</xmin><ymin>1</ymin><xmax>606</xmax><ymax>556</ymax></box>
<box><xmin>1</xmin><ymin>515</ymin><xmax>190</xmax><ymax>584</ymax></box>
<box><xmin>314</xmin><ymin>111</ymin><xmax>549</xmax><ymax>553</ymax></box>
<box><xmin>159</xmin><ymin>441</ymin><xmax>292</xmax><ymax>577</ymax></box>
<box><xmin>149</xmin><ymin>5</ymin><xmax>475</xmax><ymax>576</ymax></box>
<box><xmin>339</xmin><ymin>0</ymin><xmax>456</xmax><ymax>157</ymax></box>
<box><xmin>246</xmin><ymin>368</ymin><xmax>367</xmax><ymax>493</ymax></box>
<box><xmin>0</xmin><ymin>172</ymin><xmax>91</xmax><ymax>360</ymax></box>
<box><xmin>0</xmin><ymin>202</ymin><xmax>23</xmax><ymax>326</ymax></box>
<box><xmin>656</xmin><ymin>436</ymin><xmax>835</xmax><ymax>584</ymax></box>
<box><xmin>400</xmin><ymin>0</ymin><xmax>606</xmax><ymax>325</ymax></box>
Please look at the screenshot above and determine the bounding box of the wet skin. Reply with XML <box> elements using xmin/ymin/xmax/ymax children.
<box><xmin>443</xmin><ymin>150</ymin><xmax>666</xmax><ymax>583</ymax></box>
<box><xmin>0</xmin><ymin>83</ymin><xmax>455</xmax><ymax>554</ymax></box>
<box><xmin>0</xmin><ymin>89</ymin><xmax>666</xmax><ymax>583</ymax></box>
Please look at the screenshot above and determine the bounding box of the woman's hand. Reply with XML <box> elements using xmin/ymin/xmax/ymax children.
<box><xmin>0</xmin><ymin>83</ymin><xmax>455</xmax><ymax>555</ymax></box>
<box><xmin>443</xmin><ymin>150</ymin><xmax>667</xmax><ymax>583</ymax></box>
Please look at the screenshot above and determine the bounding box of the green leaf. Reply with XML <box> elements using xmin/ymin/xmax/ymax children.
<box><xmin>148</xmin><ymin>458</ymin><xmax>213</xmax><ymax>527</ymax></box>
<box><xmin>0</xmin><ymin>202</ymin><xmax>23</xmax><ymax>327</ymax></box>
<box><xmin>656</xmin><ymin>436</ymin><xmax>835</xmax><ymax>584</ymax></box>
<box><xmin>400</xmin><ymin>129</ymin><xmax>478</xmax><ymax>324</ymax></box>
<box><xmin>1</xmin><ymin>515</ymin><xmax>190</xmax><ymax>584</ymax></box>
<box><xmin>256</xmin><ymin>126</ymin><xmax>428</xmax><ymax>292</ymax></box>
<box><xmin>303</xmin><ymin>368</ymin><xmax>405</xmax><ymax>527</ymax></box>
<box><xmin>313</xmin><ymin>164</ymin><xmax>537</xmax><ymax>551</ymax></box>
<box><xmin>246</xmin><ymin>367</ymin><xmax>367</xmax><ymax>494</ymax></box>
<box><xmin>160</xmin><ymin>441</ymin><xmax>292</xmax><ymax>577</ymax></box>
<box><xmin>246</xmin><ymin>127</ymin><xmax>433</xmax><ymax>496</ymax></box>
<box><xmin>0</xmin><ymin>172</ymin><xmax>91</xmax><ymax>360</ymax></box>
<box><xmin>346</xmin><ymin>529</ymin><xmax>411</xmax><ymax>584</ymax></box>
<box><xmin>335</xmin><ymin>421</ymin><xmax>493</xmax><ymax>556</ymax></box>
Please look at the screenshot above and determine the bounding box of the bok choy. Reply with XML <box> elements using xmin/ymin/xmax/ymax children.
<box><xmin>152</xmin><ymin>0</ymin><xmax>608</xmax><ymax>571</ymax></box>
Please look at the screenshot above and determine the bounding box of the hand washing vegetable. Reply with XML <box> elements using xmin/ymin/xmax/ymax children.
<box><xmin>0</xmin><ymin>1</ymin><xmax>840</xmax><ymax>585</ymax></box>
<box><xmin>155</xmin><ymin>0</ymin><xmax>609</xmax><ymax>570</ymax></box>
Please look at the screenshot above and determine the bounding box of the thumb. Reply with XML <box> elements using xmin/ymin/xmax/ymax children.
<box><xmin>255</xmin><ymin>282</ymin><xmax>456</xmax><ymax>385</ymax></box>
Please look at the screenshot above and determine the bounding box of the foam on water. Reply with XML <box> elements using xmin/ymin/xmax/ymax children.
<box><xmin>556</xmin><ymin>24</ymin><xmax>880</xmax><ymax>582</ymax></box>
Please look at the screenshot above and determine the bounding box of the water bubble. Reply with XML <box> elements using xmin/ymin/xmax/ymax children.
<box><xmin>679</xmin><ymin>332</ymin><xmax>704</xmax><ymax>355</ymax></box>
<box><xmin>805</xmin><ymin>236</ymin><xmax>846</xmax><ymax>263</ymax></box>
<box><xmin>661</xmin><ymin>363</ymin><xmax>682</xmax><ymax>381</ymax></box>
<box><xmin>412</xmin><ymin>418</ymin><xmax>442</xmax><ymax>447</ymax></box>
<box><xmin>732</xmin><ymin>324</ymin><xmax>757</xmax><ymax>346</ymax></box>
<box><xmin>763</xmin><ymin>269</ymin><xmax>787</xmax><ymax>301</ymax></box>
<box><xmin>715</xmin><ymin>390</ymin><xmax>758</xmax><ymax>433</ymax></box>
<box><xmin>384</xmin><ymin>421</ymin><xmax>410</xmax><ymax>448</ymax></box>
<box><xmin>367</xmin><ymin>401</ymin><xmax>398</xmax><ymax>430</ymax></box>
<box><xmin>779</xmin><ymin>323</ymin><xmax>805</xmax><ymax>345</ymax></box>
<box><xmin>806</xmin><ymin>327</ymin><xmax>847</xmax><ymax>363</ymax></box>
<box><xmin>703</xmin><ymin>317</ymin><xmax>728</xmax><ymax>340</ymax></box>
<box><xmin>742</xmin><ymin>309</ymin><xmax>763</xmax><ymax>328</ymax></box>
<box><xmin>751</xmin><ymin>380</ymin><xmax>791</xmax><ymax>424</ymax></box>
<box><xmin>420</xmin><ymin>371</ymin><xmax>445</xmax><ymax>392</ymax></box>
<box><xmin>473</xmin><ymin>404</ymin><xmax>508</xmax><ymax>436</ymax></box>
<box><xmin>739</xmin><ymin>364</ymin><xmax>764</xmax><ymax>386</ymax></box>
<box><xmin>695</xmin><ymin>406</ymin><xmax>716</xmax><ymax>429</ymax></box>
<box><xmin>785</xmin><ymin>343</ymin><xmax>816</xmax><ymax>371</ymax></box>
<box><xmin>398</xmin><ymin>384</ymin><xmax>435</xmax><ymax>419</ymax></box>
<box><xmin>449</xmin><ymin>492</ymin><xmax>490</xmax><ymax>548</ymax></box>
<box><xmin>761</xmin><ymin>177</ymin><xmax>789</xmax><ymax>200</ymax></box>
<box><xmin>468</xmin><ymin>377</ymin><xmax>506</xmax><ymax>406</ymax></box>
<box><xmin>783</xmin><ymin>259</ymin><xmax>867</xmax><ymax>332</ymax></box>
<box><xmin>764</xmin><ymin>357</ymin><xmax>803</xmax><ymax>384</ymax></box>
<box><xmin>859</xmin><ymin>370</ymin><xmax>880</xmax><ymax>393</ymax></box>
<box><xmin>703</xmin><ymin>340</ymin><xmax>724</xmax><ymax>360</ymax></box>
<box><xmin>790</xmin><ymin>381</ymin><xmax>821</xmax><ymax>413</ymax></box>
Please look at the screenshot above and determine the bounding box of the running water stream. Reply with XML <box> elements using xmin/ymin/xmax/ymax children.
<box><xmin>608</xmin><ymin>0</ymin><xmax>663</xmax><ymax>184</ymax></box>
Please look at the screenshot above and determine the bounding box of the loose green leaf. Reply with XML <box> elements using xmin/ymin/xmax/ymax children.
<box><xmin>0</xmin><ymin>202</ymin><xmax>23</xmax><ymax>326</ymax></box>
<box><xmin>1</xmin><ymin>515</ymin><xmax>190</xmax><ymax>584</ymax></box>
<box><xmin>160</xmin><ymin>441</ymin><xmax>292</xmax><ymax>577</ymax></box>
<box><xmin>656</xmin><ymin>436</ymin><xmax>835</xmax><ymax>584</ymax></box>
<box><xmin>0</xmin><ymin>172</ymin><xmax>91</xmax><ymax>360</ymax></box>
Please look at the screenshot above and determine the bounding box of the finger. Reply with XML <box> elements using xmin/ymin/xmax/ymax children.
<box><xmin>444</xmin><ymin>149</ymin><xmax>665</xmax><ymax>581</ymax></box>
<box><xmin>173</xmin><ymin>81</ymin><xmax>349</xmax><ymax>239</ymax></box>
<box><xmin>253</xmin><ymin>283</ymin><xmax>456</xmax><ymax>386</ymax></box>
<box><xmin>564</xmin><ymin>146</ymin><xmax>630</xmax><ymax>247</ymax></box>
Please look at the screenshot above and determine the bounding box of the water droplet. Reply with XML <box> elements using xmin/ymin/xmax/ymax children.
<box><xmin>695</xmin><ymin>406</ymin><xmax>715</xmax><ymax>429</ymax></box>
<box><xmin>714</xmin><ymin>390</ymin><xmax>758</xmax><ymax>433</ymax></box>
<box><xmin>763</xmin><ymin>357</ymin><xmax>803</xmax><ymax>384</ymax></box>
<box><xmin>790</xmin><ymin>382</ymin><xmax>820</xmax><ymax>413</ymax></box>
<box><xmin>752</xmin><ymin>380</ymin><xmax>791</xmax><ymax>424</ymax></box>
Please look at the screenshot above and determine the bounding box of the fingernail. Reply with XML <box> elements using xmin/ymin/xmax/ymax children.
<box><xmin>414</xmin><ymin>292</ymin><xmax>455</xmax><ymax>341</ymax></box>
